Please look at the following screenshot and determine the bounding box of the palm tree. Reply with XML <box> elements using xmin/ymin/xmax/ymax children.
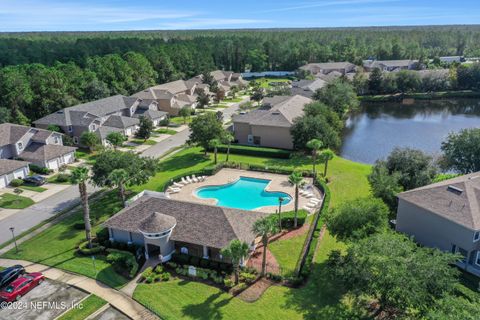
<box><xmin>109</xmin><ymin>168</ymin><xmax>129</xmax><ymax>207</ymax></box>
<box><xmin>252</xmin><ymin>217</ymin><xmax>279</xmax><ymax>277</ymax></box>
<box><xmin>222</xmin><ymin>132</ymin><xmax>234</xmax><ymax>162</ymax></box>
<box><xmin>70</xmin><ymin>166</ymin><xmax>92</xmax><ymax>248</ymax></box>
<box><xmin>320</xmin><ymin>149</ymin><xmax>335</xmax><ymax>177</ymax></box>
<box><xmin>209</xmin><ymin>138</ymin><xmax>221</xmax><ymax>164</ymax></box>
<box><xmin>288</xmin><ymin>171</ymin><xmax>305</xmax><ymax>228</ymax></box>
<box><xmin>306</xmin><ymin>139</ymin><xmax>323</xmax><ymax>178</ymax></box>
<box><xmin>221</xmin><ymin>239</ymin><xmax>250</xmax><ymax>284</ymax></box>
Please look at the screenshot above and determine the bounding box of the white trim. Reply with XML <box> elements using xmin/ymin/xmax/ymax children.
<box><xmin>474</xmin><ymin>231</ymin><xmax>480</xmax><ymax>242</ymax></box>
<box><xmin>475</xmin><ymin>251</ymin><xmax>480</xmax><ymax>267</ymax></box>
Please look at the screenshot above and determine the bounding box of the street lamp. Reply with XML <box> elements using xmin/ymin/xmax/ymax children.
<box><xmin>278</xmin><ymin>197</ymin><xmax>285</xmax><ymax>231</ymax></box>
<box><xmin>9</xmin><ymin>227</ymin><xmax>18</xmax><ymax>253</ymax></box>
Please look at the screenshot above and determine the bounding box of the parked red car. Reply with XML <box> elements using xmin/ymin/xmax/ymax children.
<box><xmin>0</xmin><ymin>272</ymin><xmax>44</xmax><ymax>302</ymax></box>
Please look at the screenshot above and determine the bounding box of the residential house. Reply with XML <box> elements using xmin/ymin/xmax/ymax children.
<box><xmin>104</xmin><ymin>191</ymin><xmax>269</xmax><ymax>262</ymax></box>
<box><xmin>34</xmin><ymin>95</ymin><xmax>167</xmax><ymax>146</ymax></box>
<box><xmin>0</xmin><ymin>159</ymin><xmax>30</xmax><ymax>189</ymax></box>
<box><xmin>299</xmin><ymin>62</ymin><xmax>356</xmax><ymax>77</ymax></box>
<box><xmin>396</xmin><ymin>172</ymin><xmax>480</xmax><ymax>276</ymax></box>
<box><xmin>0</xmin><ymin>123</ymin><xmax>76</xmax><ymax>171</ymax></box>
<box><xmin>132</xmin><ymin>79</ymin><xmax>199</xmax><ymax>116</ymax></box>
<box><xmin>291</xmin><ymin>78</ymin><xmax>327</xmax><ymax>97</ymax></box>
<box><xmin>439</xmin><ymin>56</ymin><xmax>464</xmax><ymax>64</ymax></box>
<box><xmin>232</xmin><ymin>95</ymin><xmax>312</xmax><ymax>149</ymax></box>
<box><xmin>363</xmin><ymin>59</ymin><xmax>420</xmax><ymax>72</ymax></box>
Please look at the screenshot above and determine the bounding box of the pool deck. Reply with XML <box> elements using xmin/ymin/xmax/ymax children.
<box><xmin>168</xmin><ymin>168</ymin><xmax>323</xmax><ymax>213</ymax></box>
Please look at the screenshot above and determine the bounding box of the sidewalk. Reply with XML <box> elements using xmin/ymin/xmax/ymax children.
<box><xmin>0</xmin><ymin>258</ymin><xmax>159</xmax><ymax>320</ymax></box>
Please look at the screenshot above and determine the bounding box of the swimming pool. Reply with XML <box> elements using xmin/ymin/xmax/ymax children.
<box><xmin>195</xmin><ymin>176</ymin><xmax>292</xmax><ymax>210</ymax></box>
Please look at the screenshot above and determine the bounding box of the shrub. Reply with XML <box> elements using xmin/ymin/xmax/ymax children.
<box><xmin>141</xmin><ymin>267</ymin><xmax>153</xmax><ymax>281</ymax></box>
<box><xmin>55</xmin><ymin>173</ymin><xmax>70</xmax><ymax>183</ymax></box>
<box><xmin>154</xmin><ymin>265</ymin><xmax>164</xmax><ymax>274</ymax></box>
<box><xmin>172</xmin><ymin>253</ymin><xmax>190</xmax><ymax>265</ymax></box>
<box><xmin>166</xmin><ymin>262</ymin><xmax>177</xmax><ymax>269</ymax></box>
<box><xmin>161</xmin><ymin>272</ymin><xmax>171</xmax><ymax>281</ymax></box>
<box><xmin>96</xmin><ymin>227</ymin><xmax>109</xmax><ymax>243</ymax></box>
<box><xmin>269</xmin><ymin>210</ymin><xmax>308</xmax><ymax>229</ymax></box>
<box><xmin>239</xmin><ymin>272</ymin><xmax>256</xmax><ymax>284</ymax></box>
<box><xmin>224</xmin><ymin>278</ymin><xmax>235</xmax><ymax>288</ymax></box>
<box><xmin>235</xmin><ymin>283</ymin><xmax>247</xmax><ymax>291</ymax></box>
<box><xmin>30</xmin><ymin>164</ymin><xmax>51</xmax><ymax>175</ymax></box>
<box><xmin>145</xmin><ymin>275</ymin><xmax>154</xmax><ymax>284</ymax></box>
<box><xmin>9</xmin><ymin>179</ymin><xmax>23</xmax><ymax>187</ymax></box>
<box><xmin>199</xmin><ymin>259</ymin><xmax>210</xmax><ymax>268</ymax></box>
<box><xmin>106</xmin><ymin>249</ymin><xmax>139</xmax><ymax>279</ymax></box>
<box><xmin>77</xmin><ymin>241</ymin><xmax>105</xmax><ymax>255</ymax></box>
<box><xmin>190</xmin><ymin>256</ymin><xmax>200</xmax><ymax>267</ymax></box>
<box><xmin>266</xmin><ymin>273</ymin><xmax>283</xmax><ymax>282</ymax></box>
<box><xmin>202</xmin><ymin>162</ymin><xmax>224</xmax><ymax>175</ymax></box>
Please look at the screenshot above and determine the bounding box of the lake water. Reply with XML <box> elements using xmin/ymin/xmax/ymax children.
<box><xmin>340</xmin><ymin>98</ymin><xmax>480</xmax><ymax>164</ymax></box>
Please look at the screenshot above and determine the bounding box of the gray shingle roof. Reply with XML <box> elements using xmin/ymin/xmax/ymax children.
<box><xmin>292</xmin><ymin>79</ymin><xmax>326</xmax><ymax>92</ymax></box>
<box><xmin>398</xmin><ymin>172</ymin><xmax>480</xmax><ymax>230</ymax></box>
<box><xmin>364</xmin><ymin>59</ymin><xmax>418</xmax><ymax>69</ymax></box>
<box><xmin>95</xmin><ymin>126</ymin><xmax>123</xmax><ymax>141</ymax></box>
<box><xmin>103</xmin><ymin>115</ymin><xmax>139</xmax><ymax>129</ymax></box>
<box><xmin>300</xmin><ymin>62</ymin><xmax>355</xmax><ymax>72</ymax></box>
<box><xmin>0</xmin><ymin>159</ymin><xmax>29</xmax><ymax>176</ymax></box>
<box><xmin>20</xmin><ymin>143</ymin><xmax>76</xmax><ymax>163</ymax></box>
<box><xmin>0</xmin><ymin>123</ymin><xmax>55</xmax><ymax>147</ymax></box>
<box><xmin>133</xmin><ymin>109</ymin><xmax>167</xmax><ymax>120</ymax></box>
<box><xmin>138</xmin><ymin>212</ymin><xmax>177</xmax><ymax>233</ymax></box>
<box><xmin>104</xmin><ymin>196</ymin><xmax>270</xmax><ymax>249</ymax></box>
<box><xmin>233</xmin><ymin>95</ymin><xmax>312</xmax><ymax>128</ymax></box>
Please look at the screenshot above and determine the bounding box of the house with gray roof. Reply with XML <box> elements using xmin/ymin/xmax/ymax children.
<box><xmin>291</xmin><ymin>78</ymin><xmax>327</xmax><ymax>97</ymax></box>
<box><xmin>0</xmin><ymin>159</ymin><xmax>30</xmax><ymax>189</ymax></box>
<box><xmin>299</xmin><ymin>62</ymin><xmax>356</xmax><ymax>77</ymax></box>
<box><xmin>232</xmin><ymin>95</ymin><xmax>312</xmax><ymax>149</ymax></box>
<box><xmin>0</xmin><ymin>123</ymin><xmax>76</xmax><ymax>174</ymax></box>
<box><xmin>363</xmin><ymin>59</ymin><xmax>420</xmax><ymax>72</ymax></box>
<box><xmin>104</xmin><ymin>191</ymin><xmax>269</xmax><ymax>262</ymax></box>
<box><xmin>396</xmin><ymin>172</ymin><xmax>480</xmax><ymax>275</ymax></box>
<box><xmin>34</xmin><ymin>95</ymin><xmax>166</xmax><ymax>146</ymax></box>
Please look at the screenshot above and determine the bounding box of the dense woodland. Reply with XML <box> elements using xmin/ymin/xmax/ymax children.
<box><xmin>2</xmin><ymin>26</ymin><xmax>480</xmax><ymax>124</ymax></box>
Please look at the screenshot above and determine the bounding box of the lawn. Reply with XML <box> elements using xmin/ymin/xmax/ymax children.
<box><xmin>131</xmin><ymin>138</ymin><xmax>157</xmax><ymax>145</ymax></box>
<box><xmin>156</xmin><ymin>128</ymin><xmax>178</xmax><ymax>135</ymax></box>
<box><xmin>19</xmin><ymin>185</ymin><xmax>47</xmax><ymax>192</ymax></box>
<box><xmin>0</xmin><ymin>193</ymin><xmax>35</xmax><ymax>209</ymax></box>
<box><xmin>222</xmin><ymin>97</ymin><xmax>243</xmax><ymax>103</ymax></box>
<box><xmin>1</xmin><ymin>191</ymin><xmax>129</xmax><ymax>289</ymax></box>
<box><xmin>57</xmin><ymin>294</ymin><xmax>107</xmax><ymax>320</ymax></box>
<box><xmin>170</xmin><ymin>116</ymin><xmax>192</xmax><ymax>125</ymax></box>
<box><xmin>256</xmin><ymin>78</ymin><xmax>291</xmax><ymax>89</ymax></box>
<box><xmin>47</xmin><ymin>173</ymin><xmax>72</xmax><ymax>185</ymax></box>
<box><xmin>269</xmin><ymin>218</ymin><xmax>313</xmax><ymax>277</ymax></box>
<box><xmin>132</xmin><ymin>146</ymin><xmax>371</xmax><ymax>319</ymax></box>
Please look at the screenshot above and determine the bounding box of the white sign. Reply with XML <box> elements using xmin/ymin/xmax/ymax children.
<box><xmin>188</xmin><ymin>265</ymin><xmax>197</xmax><ymax>277</ymax></box>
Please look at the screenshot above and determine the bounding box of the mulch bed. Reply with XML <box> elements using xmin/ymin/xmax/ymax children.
<box><xmin>236</xmin><ymin>278</ymin><xmax>274</xmax><ymax>302</ymax></box>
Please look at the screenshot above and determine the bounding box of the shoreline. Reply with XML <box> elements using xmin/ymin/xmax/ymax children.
<box><xmin>358</xmin><ymin>90</ymin><xmax>480</xmax><ymax>102</ymax></box>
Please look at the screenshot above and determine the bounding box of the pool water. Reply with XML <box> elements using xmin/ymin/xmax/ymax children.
<box><xmin>195</xmin><ymin>176</ymin><xmax>292</xmax><ymax>210</ymax></box>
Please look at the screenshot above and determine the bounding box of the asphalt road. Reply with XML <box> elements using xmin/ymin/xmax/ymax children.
<box><xmin>0</xmin><ymin>183</ymin><xmax>96</xmax><ymax>246</ymax></box>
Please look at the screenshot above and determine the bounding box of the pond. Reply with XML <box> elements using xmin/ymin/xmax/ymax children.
<box><xmin>340</xmin><ymin>98</ymin><xmax>480</xmax><ymax>164</ymax></box>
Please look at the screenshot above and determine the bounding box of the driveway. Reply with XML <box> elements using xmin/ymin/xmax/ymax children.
<box><xmin>0</xmin><ymin>279</ymin><xmax>88</xmax><ymax>320</ymax></box>
<box><xmin>0</xmin><ymin>183</ymin><xmax>97</xmax><ymax>246</ymax></box>
<box><xmin>91</xmin><ymin>306</ymin><xmax>130</xmax><ymax>320</ymax></box>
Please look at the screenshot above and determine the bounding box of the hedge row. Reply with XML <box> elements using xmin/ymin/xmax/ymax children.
<box><xmin>171</xmin><ymin>253</ymin><xmax>233</xmax><ymax>273</ymax></box>
<box><xmin>268</xmin><ymin>210</ymin><xmax>308</xmax><ymax>229</ymax></box>
<box><xmin>298</xmin><ymin>178</ymin><xmax>331</xmax><ymax>279</ymax></box>
<box><xmin>208</xmin><ymin>144</ymin><xmax>292</xmax><ymax>159</ymax></box>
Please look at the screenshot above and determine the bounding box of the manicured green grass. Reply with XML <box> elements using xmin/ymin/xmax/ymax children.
<box><xmin>0</xmin><ymin>193</ymin><xmax>34</xmax><ymax>209</ymax></box>
<box><xmin>156</xmin><ymin>128</ymin><xmax>178</xmax><ymax>135</ymax></box>
<box><xmin>131</xmin><ymin>138</ymin><xmax>156</xmax><ymax>145</ymax></box>
<box><xmin>170</xmin><ymin>116</ymin><xmax>192</xmax><ymax>125</ymax></box>
<box><xmin>19</xmin><ymin>185</ymin><xmax>47</xmax><ymax>192</ymax></box>
<box><xmin>222</xmin><ymin>97</ymin><xmax>243</xmax><ymax>103</ymax></box>
<box><xmin>57</xmin><ymin>294</ymin><xmax>107</xmax><ymax>320</ymax></box>
<box><xmin>269</xmin><ymin>216</ymin><xmax>313</xmax><ymax>277</ymax></box>
<box><xmin>1</xmin><ymin>191</ymin><xmax>129</xmax><ymax>289</ymax></box>
<box><xmin>256</xmin><ymin>77</ymin><xmax>291</xmax><ymax>89</ymax></box>
<box><xmin>47</xmin><ymin>174</ymin><xmax>72</xmax><ymax>185</ymax></box>
<box><xmin>211</xmin><ymin>104</ymin><xmax>230</xmax><ymax>108</ymax></box>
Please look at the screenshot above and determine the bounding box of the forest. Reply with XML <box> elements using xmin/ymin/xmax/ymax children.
<box><xmin>1</xmin><ymin>25</ymin><xmax>480</xmax><ymax>124</ymax></box>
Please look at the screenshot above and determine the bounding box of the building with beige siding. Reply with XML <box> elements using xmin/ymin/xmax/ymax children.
<box><xmin>232</xmin><ymin>95</ymin><xmax>312</xmax><ymax>150</ymax></box>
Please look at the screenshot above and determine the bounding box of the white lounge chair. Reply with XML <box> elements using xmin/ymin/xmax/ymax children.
<box><xmin>181</xmin><ymin>177</ymin><xmax>190</xmax><ymax>185</ymax></box>
<box><xmin>192</xmin><ymin>175</ymin><xmax>199</xmax><ymax>183</ymax></box>
<box><xmin>173</xmin><ymin>182</ymin><xmax>184</xmax><ymax>188</ymax></box>
<box><xmin>303</xmin><ymin>205</ymin><xmax>312</xmax><ymax>210</ymax></box>
<box><xmin>186</xmin><ymin>176</ymin><xmax>193</xmax><ymax>183</ymax></box>
<box><xmin>168</xmin><ymin>189</ymin><xmax>180</xmax><ymax>194</ymax></box>
<box><xmin>305</xmin><ymin>193</ymin><xmax>315</xmax><ymax>198</ymax></box>
<box><xmin>197</xmin><ymin>175</ymin><xmax>205</xmax><ymax>182</ymax></box>
<box><xmin>308</xmin><ymin>201</ymin><xmax>318</xmax><ymax>206</ymax></box>
<box><xmin>305</xmin><ymin>203</ymin><xmax>316</xmax><ymax>209</ymax></box>
<box><xmin>310</xmin><ymin>198</ymin><xmax>320</xmax><ymax>203</ymax></box>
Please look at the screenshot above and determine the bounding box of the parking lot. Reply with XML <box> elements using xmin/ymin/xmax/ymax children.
<box><xmin>0</xmin><ymin>279</ymin><xmax>88</xmax><ymax>320</ymax></box>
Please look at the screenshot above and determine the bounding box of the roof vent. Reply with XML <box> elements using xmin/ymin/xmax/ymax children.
<box><xmin>272</xmin><ymin>111</ymin><xmax>281</xmax><ymax>115</ymax></box>
<box><xmin>447</xmin><ymin>185</ymin><xmax>463</xmax><ymax>194</ymax></box>
<box><xmin>56</xmin><ymin>110</ymin><xmax>64</xmax><ymax>114</ymax></box>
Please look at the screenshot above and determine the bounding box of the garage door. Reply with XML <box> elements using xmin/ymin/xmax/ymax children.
<box><xmin>64</xmin><ymin>153</ymin><xmax>73</xmax><ymax>164</ymax></box>
<box><xmin>48</xmin><ymin>159</ymin><xmax>59</xmax><ymax>170</ymax></box>
<box><xmin>13</xmin><ymin>168</ymin><xmax>26</xmax><ymax>179</ymax></box>
<box><xmin>0</xmin><ymin>176</ymin><xmax>6</xmax><ymax>189</ymax></box>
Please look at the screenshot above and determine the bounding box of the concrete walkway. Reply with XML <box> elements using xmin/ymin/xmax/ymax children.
<box><xmin>0</xmin><ymin>259</ymin><xmax>159</xmax><ymax>320</ymax></box>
